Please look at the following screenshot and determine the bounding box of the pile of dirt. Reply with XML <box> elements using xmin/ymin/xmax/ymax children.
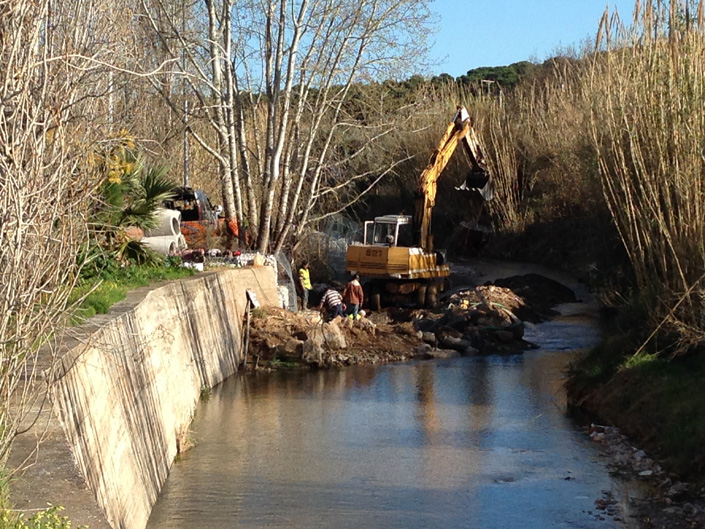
<box><xmin>246</xmin><ymin>308</ymin><xmax>423</xmax><ymax>369</ymax></box>
<box><xmin>410</xmin><ymin>284</ymin><xmax>537</xmax><ymax>356</ymax></box>
<box><xmin>245</xmin><ymin>273</ymin><xmax>577</xmax><ymax>369</ymax></box>
<box><xmin>488</xmin><ymin>273</ymin><xmax>579</xmax><ymax>322</ymax></box>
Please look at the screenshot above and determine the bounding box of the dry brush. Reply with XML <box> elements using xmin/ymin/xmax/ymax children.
<box><xmin>0</xmin><ymin>0</ymin><xmax>125</xmax><ymax>467</ymax></box>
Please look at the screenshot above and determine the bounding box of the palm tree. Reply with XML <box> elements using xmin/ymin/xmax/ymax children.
<box><xmin>93</xmin><ymin>148</ymin><xmax>177</xmax><ymax>265</ymax></box>
<box><xmin>119</xmin><ymin>162</ymin><xmax>176</xmax><ymax>230</ymax></box>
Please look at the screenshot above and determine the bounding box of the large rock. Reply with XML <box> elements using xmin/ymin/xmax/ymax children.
<box><xmin>439</xmin><ymin>334</ymin><xmax>474</xmax><ymax>352</ymax></box>
<box><xmin>359</xmin><ymin>319</ymin><xmax>377</xmax><ymax>335</ymax></box>
<box><xmin>413</xmin><ymin>344</ymin><xmax>434</xmax><ymax>358</ymax></box>
<box><xmin>309</xmin><ymin>320</ymin><xmax>347</xmax><ymax>349</ymax></box>
<box><xmin>413</xmin><ymin>318</ymin><xmax>439</xmax><ymax>333</ymax></box>
<box><xmin>275</xmin><ymin>338</ymin><xmax>304</xmax><ymax>360</ymax></box>
<box><xmin>422</xmin><ymin>332</ymin><xmax>437</xmax><ymax>345</ymax></box>
<box><xmin>302</xmin><ymin>341</ymin><xmax>325</xmax><ymax>367</ymax></box>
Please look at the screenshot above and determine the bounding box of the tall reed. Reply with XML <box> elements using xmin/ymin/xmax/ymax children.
<box><xmin>589</xmin><ymin>0</ymin><xmax>705</xmax><ymax>353</ymax></box>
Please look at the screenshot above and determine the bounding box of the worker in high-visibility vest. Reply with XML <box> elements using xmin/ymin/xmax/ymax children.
<box><xmin>298</xmin><ymin>260</ymin><xmax>312</xmax><ymax>310</ymax></box>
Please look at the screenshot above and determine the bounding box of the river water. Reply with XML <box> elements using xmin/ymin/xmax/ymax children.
<box><xmin>147</xmin><ymin>283</ymin><xmax>641</xmax><ymax>529</ymax></box>
<box><xmin>148</xmin><ymin>314</ymin><xmax>640</xmax><ymax>529</ymax></box>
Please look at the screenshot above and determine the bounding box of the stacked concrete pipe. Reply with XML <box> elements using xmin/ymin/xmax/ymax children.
<box><xmin>142</xmin><ymin>209</ymin><xmax>187</xmax><ymax>254</ymax></box>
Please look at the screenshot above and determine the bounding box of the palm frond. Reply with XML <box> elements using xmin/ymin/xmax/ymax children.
<box><xmin>119</xmin><ymin>164</ymin><xmax>176</xmax><ymax>229</ymax></box>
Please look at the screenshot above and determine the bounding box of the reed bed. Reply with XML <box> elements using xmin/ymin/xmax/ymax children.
<box><xmin>462</xmin><ymin>0</ymin><xmax>705</xmax><ymax>355</ymax></box>
<box><xmin>589</xmin><ymin>0</ymin><xmax>705</xmax><ymax>354</ymax></box>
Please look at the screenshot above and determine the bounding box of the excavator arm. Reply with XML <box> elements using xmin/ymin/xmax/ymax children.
<box><xmin>413</xmin><ymin>106</ymin><xmax>490</xmax><ymax>252</ymax></box>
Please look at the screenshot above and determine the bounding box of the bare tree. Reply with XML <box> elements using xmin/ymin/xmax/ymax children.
<box><xmin>141</xmin><ymin>0</ymin><xmax>433</xmax><ymax>252</ymax></box>
<box><xmin>0</xmin><ymin>0</ymin><xmax>128</xmax><ymax>465</ymax></box>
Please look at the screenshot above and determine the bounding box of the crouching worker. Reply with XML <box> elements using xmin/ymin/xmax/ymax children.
<box><xmin>342</xmin><ymin>274</ymin><xmax>364</xmax><ymax>320</ymax></box>
<box><xmin>319</xmin><ymin>286</ymin><xmax>344</xmax><ymax>321</ymax></box>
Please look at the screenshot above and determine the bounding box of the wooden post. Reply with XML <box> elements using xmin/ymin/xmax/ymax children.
<box><xmin>242</xmin><ymin>298</ymin><xmax>251</xmax><ymax>369</ymax></box>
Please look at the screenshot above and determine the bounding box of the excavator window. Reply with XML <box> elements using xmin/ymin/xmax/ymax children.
<box><xmin>364</xmin><ymin>221</ymin><xmax>375</xmax><ymax>245</ymax></box>
<box><xmin>373</xmin><ymin>223</ymin><xmax>397</xmax><ymax>245</ymax></box>
<box><xmin>367</xmin><ymin>220</ymin><xmax>414</xmax><ymax>247</ymax></box>
<box><xmin>397</xmin><ymin>224</ymin><xmax>413</xmax><ymax>247</ymax></box>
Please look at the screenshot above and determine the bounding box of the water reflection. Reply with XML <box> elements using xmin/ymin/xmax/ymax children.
<box><xmin>148</xmin><ymin>312</ymin><xmax>629</xmax><ymax>529</ymax></box>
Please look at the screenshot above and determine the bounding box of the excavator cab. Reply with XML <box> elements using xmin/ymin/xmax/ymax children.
<box><xmin>364</xmin><ymin>215</ymin><xmax>414</xmax><ymax>247</ymax></box>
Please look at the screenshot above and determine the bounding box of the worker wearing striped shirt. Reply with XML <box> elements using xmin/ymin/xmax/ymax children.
<box><xmin>319</xmin><ymin>287</ymin><xmax>344</xmax><ymax>320</ymax></box>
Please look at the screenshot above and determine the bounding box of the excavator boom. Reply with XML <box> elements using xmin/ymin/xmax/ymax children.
<box><xmin>412</xmin><ymin>106</ymin><xmax>489</xmax><ymax>251</ymax></box>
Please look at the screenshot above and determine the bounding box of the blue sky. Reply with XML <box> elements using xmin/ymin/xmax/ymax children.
<box><xmin>428</xmin><ymin>0</ymin><xmax>636</xmax><ymax>76</ymax></box>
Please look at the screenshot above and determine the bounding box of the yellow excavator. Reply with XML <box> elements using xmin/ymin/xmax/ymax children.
<box><xmin>345</xmin><ymin>106</ymin><xmax>491</xmax><ymax>310</ymax></box>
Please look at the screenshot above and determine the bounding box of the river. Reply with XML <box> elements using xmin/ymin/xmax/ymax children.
<box><xmin>147</xmin><ymin>267</ymin><xmax>639</xmax><ymax>528</ymax></box>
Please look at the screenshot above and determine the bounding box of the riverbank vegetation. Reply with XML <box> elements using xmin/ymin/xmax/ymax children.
<box><xmin>473</xmin><ymin>1</ymin><xmax>705</xmax><ymax>480</ymax></box>
<box><xmin>3</xmin><ymin>0</ymin><xmax>705</xmax><ymax>517</ymax></box>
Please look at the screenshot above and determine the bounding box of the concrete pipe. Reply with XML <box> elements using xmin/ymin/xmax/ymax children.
<box><xmin>145</xmin><ymin>209</ymin><xmax>182</xmax><ymax>237</ymax></box>
<box><xmin>176</xmin><ymin>233</ymin><xmax>188</xmax><ymax>249</ymax></box>
<box><xmin>141</xmin><ymin>235</ymin><xmax>178</xmax><ymax>255</ymax></box>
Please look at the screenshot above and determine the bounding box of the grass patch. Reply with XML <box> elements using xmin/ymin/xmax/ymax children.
<box><xmin>70</xmin><ymin>263</ymin><xmax>193</xmax><ymax>323</ymax></box>
<box><xmin>263</xmin><ymin>358</ymin><xmax>300</xmax><ymax>370</ymax></box>
<box><xmin>621</xmin><ymin>352</ymin><xmax>662</xmax><ymax>371</ymax></box>
<box><xmin>614</xmin><ymin>353</ymin><xmax>705</xmax><ymax>477</ymax></box>
<box><xmin>250</xmin><ymin>308</ymin><xmax>268</xmax><ymax>319</ymax></box>
<box><xmin>568</xmin><ymin>301</ymin><xmax>705</xmax><ymax>481</ymax></box>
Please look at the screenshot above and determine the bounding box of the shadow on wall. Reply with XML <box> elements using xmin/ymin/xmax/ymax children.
<box><xmin>48</xmin><ymin>267</ymin><xmax>279</xmax><ymax>529</ymax></box>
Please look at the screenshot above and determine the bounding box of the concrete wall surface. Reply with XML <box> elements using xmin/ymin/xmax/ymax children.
<box><xmin>9</xmin><ymin>266</ymin><xmax>279</xmax><ymax>529</ymax></box>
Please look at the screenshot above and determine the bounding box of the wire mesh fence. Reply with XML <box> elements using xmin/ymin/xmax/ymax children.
<box><xmin>274</xmin><ymin>251</ymin><xmax>299</xmax><ymax>313</ymax></box>
<box><xmin>297</xmin><ymin>215</ymin><xmax>361</xmax><ymax>282</ymax></box>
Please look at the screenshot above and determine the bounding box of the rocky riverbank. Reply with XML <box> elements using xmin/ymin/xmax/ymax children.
<box><xmin>587</xmin><ymin>423</ymin><xmax>705</xmax><ymax>528</ymax></box>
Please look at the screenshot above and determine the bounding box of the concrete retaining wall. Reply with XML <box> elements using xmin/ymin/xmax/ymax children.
<box><xmin>11</xmin><ymin>267</ymin><xmax>279</xmax><ymax>529</ymax></box>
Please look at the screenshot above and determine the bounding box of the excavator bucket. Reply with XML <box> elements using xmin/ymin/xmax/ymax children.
<box><xmin>453</xmin><ymin>109</ymin><xmax>494</xmax><ymax>201</ymax></box>
<box><xmin>456</xmin><ymin>168</ymin><xmax>494</xmax><ymax>201</ymax></box>
<box><xmin>465</xmin><ymin>168</ymin><xmax>489</xmax><ymax>190</ymax></box>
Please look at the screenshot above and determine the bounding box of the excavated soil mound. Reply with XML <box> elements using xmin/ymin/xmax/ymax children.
<box><xmin>245</xmin><ymin>273</ymin><xmax>578</xmax><ymax>369</ymax></box>
<box><xmin>411</xmin><ymin>284</ymin><xmax>537</xmax><ymax>356</ymax></box>
<box><xmin>247</xmin><ymin>308</ymin><xmax>423</xmax><ymax>369</ymax></box>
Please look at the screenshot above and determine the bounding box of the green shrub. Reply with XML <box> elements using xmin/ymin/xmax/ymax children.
<box><xmin>0</xmin><ymin>505</ymin><xmax>84</xmax><ymax>529</ymax></box>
